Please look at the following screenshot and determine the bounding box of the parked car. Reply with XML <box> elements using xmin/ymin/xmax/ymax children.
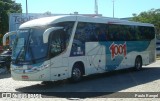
<box><xmin>0</xmin><ymin>49</ymin><xmax>12</xmax><ymax>71</ymax></box>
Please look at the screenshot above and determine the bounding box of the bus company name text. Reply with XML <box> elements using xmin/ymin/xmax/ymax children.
<box><xmin>109</xmin><ymin>42</ymin><xmax>127</xmax><ymax>60</ymax></box>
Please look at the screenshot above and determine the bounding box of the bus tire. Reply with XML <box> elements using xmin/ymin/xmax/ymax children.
<box><xmin>134</xmin><ymin>56</ymin><xmax>142</xmax><ymax>71</ymax></box>
<box><xmin>70</xmin><ymin>64</ymin><xmax>83</xmax><ymax>82</ymax></box>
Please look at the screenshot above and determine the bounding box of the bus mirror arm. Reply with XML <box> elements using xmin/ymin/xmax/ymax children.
<box><xmin>3</xmin><ymin>31</ymin><xmax>16</xmax><ymax>46</ymax></box>
<box><xmin>43</xmin><ymin>27</ymin><xmax>63</xmax><ymax>43</ymax></box>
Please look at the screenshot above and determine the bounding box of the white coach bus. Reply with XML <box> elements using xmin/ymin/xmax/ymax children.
<box><xmin>11</xmin><ymin>15</ymin><xmax>156</xmax><ymax>82</ymax></box>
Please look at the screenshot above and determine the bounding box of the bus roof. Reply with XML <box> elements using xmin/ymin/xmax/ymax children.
<box><xmin>19</xmin><ymin>15</ymin><xmax>77</xmax><ymax>28</ymax></box>
<box><xmin>19</xmin><ymin>15</ymin><xmax>154</xmax><ymax>29</ymax></box>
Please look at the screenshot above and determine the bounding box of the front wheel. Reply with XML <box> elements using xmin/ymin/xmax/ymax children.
<box><xmin>70</xmin><ymin>66</ymin><xmax>83</xmax><ymax>82</ymax></box>
<box><xmin>134</xmin><ymin>56</ymin><xmax>142</xmax><ymax>71</ymax></box>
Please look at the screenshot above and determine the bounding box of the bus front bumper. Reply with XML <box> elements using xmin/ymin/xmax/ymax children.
<box><xmin>11</xmin><ymin>68</ymin><xmax>51</xmax><ymax>81</ymax></box>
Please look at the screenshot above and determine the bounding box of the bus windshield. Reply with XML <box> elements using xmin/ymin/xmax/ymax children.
<box><xmin>12</xmin><ymin>21</ymin><xmax>74</xmax><ymax>65</ymax></box>
<box><xmin>12</xmin><ymin>27</ymin><xmax>48</xmax><ymax>64</ymax></box>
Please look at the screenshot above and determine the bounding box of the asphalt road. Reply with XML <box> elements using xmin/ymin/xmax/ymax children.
<box><xmin>0</xmin><ymin>60</ymin><xmax>160</xmax><ymax>100</ymax></box>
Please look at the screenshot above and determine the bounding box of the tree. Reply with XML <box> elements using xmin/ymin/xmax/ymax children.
<box><xmin>131</xmin><ymin>8</ymin><xmax>160</xmax><ymax>37</ymax></box>
<box><xmin>0</xmin><ymin>0</ymin><xmax>22</xmax><ymax>38</ymax></box>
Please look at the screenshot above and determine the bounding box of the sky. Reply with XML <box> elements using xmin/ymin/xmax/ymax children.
<box><xmin>15</xmin><ymin>0</ymin><xmax>160</xmax><ymax>18</ymax></box>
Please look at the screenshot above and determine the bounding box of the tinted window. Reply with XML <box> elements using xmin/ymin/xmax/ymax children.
<box><xmin>109</xmin><ymin>24</ymin><xmax>155</xmax><ymax>41</ymax></box>
<box><xmin>73</xmin><ymin>22</ymin><xmax>155</xmax><ymax>42</ymax></box>
<box><xmin>74</xmin><ymin>22</ymin><xmax>108</xmax><ymax>42</ymax></box>
<box><xmin>138</xmin><ymin>26</ymin><xmax>155</xmax><ymax>40</ymax></box>
<box><xmin>51</xmin><ymin>21</ymin><xmax>74</xmax><ymax>46</ymax></box>
<box><xmin>50</xmin><ymin>29</ymin><xmax>66</xmax><ymax>58</ymax></box>
<box><xmin>49</xmin><ymin>22</ymin><xmax>74</xmax><ymax>58</ymax></box>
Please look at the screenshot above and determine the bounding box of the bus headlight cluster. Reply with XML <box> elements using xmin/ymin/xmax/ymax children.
<box><xmin>31</xmin><ymin>64</ymin><xmax>50</xmax><ymax>71</ymax></box>
<box><xmin>39</xmin><ymin>64</ymin><xmax>50</xmax><ymax>70</ymax></box>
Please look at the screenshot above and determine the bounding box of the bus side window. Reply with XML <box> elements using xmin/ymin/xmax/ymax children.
<box><xmin>50</xmin><ymin>29</ymin><xmax>66</xmax><ymax>58</ymax></box>
<box><xmin>71</xmin><ymin>22</ymin><xmax>86</xmax><ymax>56</ymax></box>
<box><xmin>96</xmin><ymin>27</ymin><xmax>107</xmax><ymax>41</ymax></box>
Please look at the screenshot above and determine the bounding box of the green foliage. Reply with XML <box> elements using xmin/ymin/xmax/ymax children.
<box><xmin>0</xmin><ymin>0</ymin><xmax>22</xmax><ymax>35</ymax></box>
<box><xmin>131</xmin><ymin>8</ymin><xmax>160</xmax><ymax>37</ymax></box>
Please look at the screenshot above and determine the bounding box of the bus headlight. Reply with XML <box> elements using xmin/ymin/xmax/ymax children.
<box><xmin>39</xmin><ymin>64</ymin><xmax>50</xmax><ymax>70</ymax></box>
<box><xmin>31</xmin><ymin>64</ymin><xmax>50</xmax><ymax>71</ymax></box>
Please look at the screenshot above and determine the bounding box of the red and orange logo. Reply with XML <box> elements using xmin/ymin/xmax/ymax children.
<box><xmin>109</xmin><ymin>42</ymin><xmax>127</xmax><ymax>60</ymax></box>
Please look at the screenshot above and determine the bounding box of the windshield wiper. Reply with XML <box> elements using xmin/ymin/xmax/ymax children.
<box><xmin>28</xmin><ymin>46</ymin><xmax>35</xmax><ymax>64</ymax></box>
<box><xmin>15</xmin><ymin>39</ymin><xmax>27</xmax><ymax>64</ymax></box>
<box><xmin>15</xmin><ymin>46</ymin><xmax>25</xmax><ymax>64</ymax></box>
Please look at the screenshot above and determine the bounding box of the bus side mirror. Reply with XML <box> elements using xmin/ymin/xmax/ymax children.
<box><xmin>3</xmin><ymin>31</ymin><xmax>16</xmax><ymax>46</ymax></box>
<box><xmin>43</xmin><ymin>27</ymin><xmax>63</xmax><ymax>43</ymax></box>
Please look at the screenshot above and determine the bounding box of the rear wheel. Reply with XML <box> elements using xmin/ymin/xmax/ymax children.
<box><xmin>134</xmin><ymin>56</ymin><xmax>142</xmax><ymax>71</ymax></box>
<box><xmin>70</xmin><ymin>65</ymin><xmax>83</xmax><ymax>82</ymax></box>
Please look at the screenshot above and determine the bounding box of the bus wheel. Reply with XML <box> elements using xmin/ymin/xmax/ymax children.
<box><xmin>134</xmin><ymin>56</ymin><xmax>142</xmax><ymax>71</ymax></box>
<box><xmin>71</xmin><ymin>65</ymin><xmax>82</xmax><ymax>82</ymax></box>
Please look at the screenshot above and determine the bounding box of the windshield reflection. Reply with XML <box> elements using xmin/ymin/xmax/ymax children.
<box><xmin>28</xmin><ymin>28</ymin><xmax>48</xmax><ymax>62</ymax></box>
<box><xmin>12</xmin><ymin>29</ymin><xmax>29</xmax><ymax>62</ymax></box>
<box><xmin>12</xmin><ymin>21</ymin><xmax>75</xmax><ymax>65</ymax></box>
<box><xmin>12</xmin><ymin>27</ymin><xmax>48</xmax><ymax>64</ymax></box>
